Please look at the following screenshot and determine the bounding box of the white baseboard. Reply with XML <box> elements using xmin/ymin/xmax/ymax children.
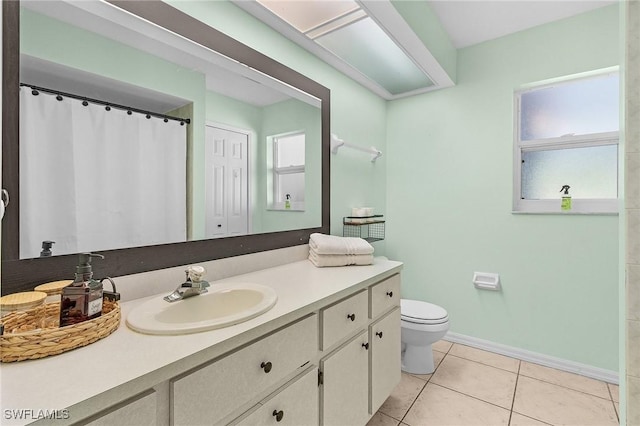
<box><xmin>444</xmin><ymin>332</ymin><xmax>619</xmax><ymax>385</ymax></box>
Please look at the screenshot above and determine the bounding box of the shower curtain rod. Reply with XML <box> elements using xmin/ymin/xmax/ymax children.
<box><xmin>20</xmin><ymin>83</ymin><xmax>191</xmax><ymax>125</ymax></box>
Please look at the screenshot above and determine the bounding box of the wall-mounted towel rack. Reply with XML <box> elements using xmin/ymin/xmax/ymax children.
<box><xmin>331</xmin><ymin>134</ymin><xmax>382</xmax><ymax>163</ymax></box>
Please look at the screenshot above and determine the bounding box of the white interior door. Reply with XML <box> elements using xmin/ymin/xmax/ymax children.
<box><xmin>205</xmin><ymin>125</ymin><xmax>249</xmax><ymax>238</ymax></box>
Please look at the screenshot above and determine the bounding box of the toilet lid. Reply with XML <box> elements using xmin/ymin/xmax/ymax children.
<box><xmin>401</xmin><ymin>299</ymin><xmax>448</xmax><ymax>324</ymax></box>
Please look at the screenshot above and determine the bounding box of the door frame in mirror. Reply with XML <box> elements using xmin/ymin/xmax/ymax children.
<box><xmin>1</xmin><ymin>0</ymin><xmax>330</xmax><ymax>293</ymax></box>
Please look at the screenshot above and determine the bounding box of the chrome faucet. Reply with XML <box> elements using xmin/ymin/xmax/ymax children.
<box><xmin>164</xmin><ymin>266</ymin><xmax>210</xmax><ymax>303</ymax></box>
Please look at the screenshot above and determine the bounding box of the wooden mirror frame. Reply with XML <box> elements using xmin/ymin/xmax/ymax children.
<box><xmin>1</xmin><ymin>0</ymin><xmax>330</xmax><ymax>293</ymax></box>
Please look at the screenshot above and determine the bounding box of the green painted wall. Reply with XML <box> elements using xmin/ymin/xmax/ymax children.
<box><xmin>386</xmin><ymin>5</ymin><xmax>620</xmax><ymax>370</ymax></box>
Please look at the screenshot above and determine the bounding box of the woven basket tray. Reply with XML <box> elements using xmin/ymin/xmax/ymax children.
<box><xmin>0</xmin><ymin>300</ymin><xmax>120</xmax><ymax>362</ymax></box>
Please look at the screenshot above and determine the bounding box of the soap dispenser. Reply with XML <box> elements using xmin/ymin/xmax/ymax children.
<box><xmin>59</xmin><ymin>253</ymin><xmax>105</xmax><ymax>327</ymax></box>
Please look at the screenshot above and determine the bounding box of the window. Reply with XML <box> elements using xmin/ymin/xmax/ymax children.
<box><xmin>513</xmin><ymin>70</ymin><xmax>619</xmax><ymax>214</ymax></box>
<box><xmin>271</xmin><ymin>132</ymin><xmax>305</xmax><ymax>210</ymax></box>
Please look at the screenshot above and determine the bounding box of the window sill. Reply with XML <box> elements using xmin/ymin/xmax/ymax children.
<box><xmin>511</xmin><ymin>210</ymin><xmax>618</xmax><ymax>216</ymax></box>
<box><xmin>512</xmin><ymin>199</ymin><xmax>619</xmax><ymax>215</ymax></box>
<box><xmin>268</xmin><ymin>202</ymin><xmax>305</xmax><ymax>212</ymax></box>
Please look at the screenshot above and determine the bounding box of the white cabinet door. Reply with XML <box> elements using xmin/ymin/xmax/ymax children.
<box><xmin>84</xmin><ymin>390</ymin><xmax>157</xmax><ymax>426</ymax></box>
<box><xmin>370</xmin><ymin>308</ymin><xmax>401</xmax><ymax>414</ymax></box>
<box><xmin>321</xmin><ymin>331</ymin><xmax>369</xmax><ymax>426</ymax></box>
<box><xmin>235</xmin><ymin>367</ymin><xmax>318</xmax><ymax>426</ymax></box>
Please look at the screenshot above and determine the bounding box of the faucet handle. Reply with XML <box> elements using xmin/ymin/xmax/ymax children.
<box><xmin>187</xmin><ymin>265</ymin><xmax>206</xmax><ymax>282</ymax></box>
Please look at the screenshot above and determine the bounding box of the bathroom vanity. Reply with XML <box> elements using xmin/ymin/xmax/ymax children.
<box><xmin>0</xmin><ymin>257</ymin><xmax>402</xmax><ymax>426</ymax></box>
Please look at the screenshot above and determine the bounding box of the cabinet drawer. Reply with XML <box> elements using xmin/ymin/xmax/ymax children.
<box><xmin>321</xmin><ymin>290</ymin><xmax>368</xmax><ymax>350</ymax></box>
<box><xmin>172</xmin><ymin>314</ymin><xmax>318</xmax><ymax>425</ymax></box>
<box><xmin>370</xmin><ymin>274</ymin><xmax>401</xmax><ymax>319</ymax></box>
<box><xmin>235</xmin><ymin>367</ymin><xmax>319</xmax><ymax>426</ymax></box>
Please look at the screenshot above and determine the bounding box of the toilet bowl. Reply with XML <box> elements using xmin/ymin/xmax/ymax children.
<box><xmin>400</xmin><ymin>299</ymin><xmax>450</xmax><ymax>374</ymax></box>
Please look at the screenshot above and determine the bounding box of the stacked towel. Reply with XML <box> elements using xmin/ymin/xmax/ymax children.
<box><xmin>308</xmin><ymin>233</ymin><xmax>374</xmax><ymax>267</ymax></box>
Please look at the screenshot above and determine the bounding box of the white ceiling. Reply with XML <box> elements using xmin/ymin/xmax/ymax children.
<box><xmin>427</xmin><ymin>0</ymin><xmax>616</xmax><ymax>49</ymax></box>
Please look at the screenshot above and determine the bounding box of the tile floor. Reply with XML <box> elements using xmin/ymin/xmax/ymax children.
<box><xmin>369</xmin><ymin>340</ymin><xmax>619</xmax><ymax>426</ymax></box>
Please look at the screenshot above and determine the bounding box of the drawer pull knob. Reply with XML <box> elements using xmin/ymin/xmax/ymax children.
<box><xmin>273</xmin><ymin>410</ymin><xmax>284</xmax><ymax>422</ymax></box>
<box><xmin>362</xmin><ymin>342</ymin><xmax>369</xmax><ymax>350</ymax></box>
<box><xmin>347</xmin><ymin>313</ymin><xmax>356</xmax><ymax>322</ymax></box>
<box><xmin>386</xmin><ymin>291</ymin><xmax>393</xmax><ymax>297</ymax></box>
<box><xmin>261</xmin><ymin>361</ymin><xmax>273</xmax><ymax>373</ymax></box>
<box><xmin>376</xmin><ymin>331</ymin><xmax>384</xmax><ymax>338</ymax></box>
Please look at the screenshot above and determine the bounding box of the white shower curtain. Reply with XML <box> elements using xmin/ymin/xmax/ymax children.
<box><xmin>20</xmin><ymin>88</ymin><xmax>187</xmax><ymax>259</ymax></box>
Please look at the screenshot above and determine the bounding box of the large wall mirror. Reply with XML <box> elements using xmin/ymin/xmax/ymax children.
<box><xmin>2</xmin><ymin>0</ymin><xmax>330</xmax><ymax>293</ymax></box>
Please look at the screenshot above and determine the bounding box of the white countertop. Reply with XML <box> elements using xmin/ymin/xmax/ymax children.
<box><xmin>0</xmin><ymin>257</ymin><xmax>402</xmax><ymax>425</ymax></box>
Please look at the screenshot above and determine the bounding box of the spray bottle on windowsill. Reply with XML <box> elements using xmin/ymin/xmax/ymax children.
<box><xmin>560</xmin><ymin>185</ymin><xmax>572</xmax><ymax>212</ymax></box>
<box><xmin>285</xmin><ymin>193</ymin><xmax>291</xmax><ymax>209</ymax></box>
<box><xmin>59</xmin><ymin>253</ymin><xmax>104</xmax><ymax>327</ymax></box>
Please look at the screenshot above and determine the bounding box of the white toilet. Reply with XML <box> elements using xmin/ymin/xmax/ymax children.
<box><xmin>400</xmin><ymin>299</ymin><xmax>450</xmax><ymax>374</ymax></box>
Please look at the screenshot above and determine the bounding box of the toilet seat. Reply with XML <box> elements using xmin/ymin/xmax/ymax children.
<box><xmin>401</xmin><ymin>299</ymin><xmax>449</xmax><ymax>325</ymax></box>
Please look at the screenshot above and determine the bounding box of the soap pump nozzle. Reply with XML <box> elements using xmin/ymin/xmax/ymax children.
<box><xmin>75</xmin><ymin>253</ymin><xmax>104</xmax><ymax>279</ymax></box>
<box><xmin>560</xmin><ymin>185</ymin><xmax>571</xmax><ymax>195</ymax></box>
<box><xmin>40</xmin><ymin>240</ymin><xmax>55</xmax><ymax>257</ymax></box>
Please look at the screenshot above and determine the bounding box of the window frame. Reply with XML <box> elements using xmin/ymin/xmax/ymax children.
<box><xmin>512</xmin><ymin>71</ymin><xmax>620</xmax><ymax>215</ymax></box>
<box><xmin>272</xmin><ymin>131</ymin><xmax>306</xmax><ymax>211</ymax></box>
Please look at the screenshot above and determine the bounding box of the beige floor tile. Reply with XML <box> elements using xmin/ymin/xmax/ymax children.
<box><xmin>367</xmin><ymin>412</ymin><xmax>400</xmax><ymax>426</ymax></box>
<box><xmin>403</xmin><ymin>383</ymin><xmax>510</xmax><ymax>426</ymax></box>
<box><xmin>519</xmin><ymin>361</ymin><xmax>610</xmax><ymax>399</ymax></box>
<box><xmin>430</xmin><ymin>355</ymin><xmax>517</xmax><ymax>408</ymax></box>
<box><xmin>432</xmin><ymin>339</ymin><xmax>453</xmax><ymax>353</ymax></box>
<box><xmin>379</xmin><ymin>373</ymin><xmax>427</xmax><ymax>420</ymax></box>
<box><xmin>449</xmin><ymin>344</ymin><xmax>520</xmax><ymax>373</ymax></box>
<box><xmin>608</xmin><ymin>382</ymin><xmax>620</xmax><ymax>402</ymax></box>
<box><xmin>513</xmin><ymin>376</ymin><xmax>618</xmax><ymax>426</ymax></box>
<box><xmin>408</xmin><ymin>372</ymin><xmax>432</xmax><ymax>381</ymax></box>
<box><xmin>614</xmin><ymin>402</ymin><xmax>620</xmax><ymax>422</ymax></box>
<box><xmin>508</xmin><ymin>412</ymin><xmax>551</xmax><ymax>426</ymax></box>
<box><xmin>408</xmin><ymin>350</ymin><xmax>446</xmax><ymax>381</ymax></box>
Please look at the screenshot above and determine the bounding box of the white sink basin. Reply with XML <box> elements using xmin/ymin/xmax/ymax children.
<box><xmin>126</xmin><ymin>283</ymin><xmax>278</xmax><ymax>335</ymax></box>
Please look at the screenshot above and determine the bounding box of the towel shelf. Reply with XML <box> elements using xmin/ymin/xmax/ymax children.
<box><xmin>343</xmin><ymin>215</ymin><xmax>385</xmax><ymax>242</ymax></box>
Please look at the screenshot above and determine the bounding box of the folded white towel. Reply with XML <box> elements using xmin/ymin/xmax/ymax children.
<box><xmin>309</xmin><ymin>233</ymin><xmax>374</xmax><ymax>255</ymax></box>
<box><xmin>308</xmin><ymin>250</ymin><xmax>374</xmax><ymax>267</ymax></box>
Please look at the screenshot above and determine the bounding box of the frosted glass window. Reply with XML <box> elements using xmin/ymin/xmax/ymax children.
<box><xmin>275</xmin><ymin>133</ymin><xmax>305</xmax><ymax>167</ymax></box>
<box><xmin>277</xmin><ymin>173</ymin><xmax>305</xmax><ymax>203</ymax></box>
<box><xmin>521</xmin><ymin>145</ymin><xmax>618</xmax><ymax>200</ymax></box>
<box><xmin>520</xmin><ymin>73</ymin><xmax>619</xmax><ymax>140</ymax></box>
<box><xmin>315</xmin><ymin>17</ymin><xmax>434</xmax><ymax>95</ymax></box>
